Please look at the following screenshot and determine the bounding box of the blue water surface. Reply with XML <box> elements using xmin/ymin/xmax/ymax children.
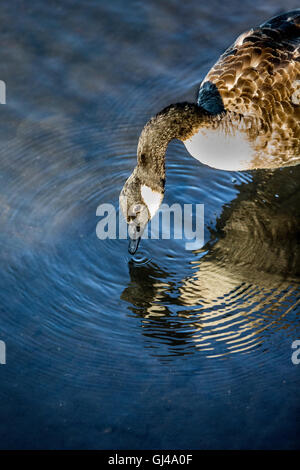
<box><xmin>0</xmin><ymin>0</ymin><xmax>299</xmax><ymax>449</ymax></box>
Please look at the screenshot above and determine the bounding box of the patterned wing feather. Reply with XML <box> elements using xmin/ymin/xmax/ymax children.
<box><xmin>198</xmin><ymin>10</ymin><xmax>300</xmax><ymax>163</ymax></box>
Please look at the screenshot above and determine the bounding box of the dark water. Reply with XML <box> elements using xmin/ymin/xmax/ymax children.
<box><xmin>0</xmin><ymin>0</ymin><xmax>299</xmax><ymax>449</ymax></box>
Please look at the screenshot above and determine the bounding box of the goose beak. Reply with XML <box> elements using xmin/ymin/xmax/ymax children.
<box><xmin>128</xmin><ymin>223</ymin><xmax>142</xmax><ymax>255</ymax></box>
<box><xmin>128</xmin><ymin>235</ymin><xmax>141</xmax><ymax>255</ymax></box>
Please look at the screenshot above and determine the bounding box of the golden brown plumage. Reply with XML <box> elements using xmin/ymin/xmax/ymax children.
<box><xmin>200</xmin><ymin>10</ymin><xmax>300</xmax><ymax>167</ymax></box>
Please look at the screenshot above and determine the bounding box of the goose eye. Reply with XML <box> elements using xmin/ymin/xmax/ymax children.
<box><xmin>133</xmin><ymin>204</ymin><xmax>143</xmax><ymax>213</ymax></box>
<box><xmin>128</xmin><ymin>204</ymin><xmax>144</xmax><ymax>221</ymax></box>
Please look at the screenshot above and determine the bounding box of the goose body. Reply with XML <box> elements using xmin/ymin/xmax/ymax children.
<box><xmin>184</xmin><ymin>10</ymin><xmax>300</xmax><ymax>170</ymax></box>
<box><xmin>120</xmin><ymin>10</ymin><xmax>300</xmax><ymax>253</ymax></box>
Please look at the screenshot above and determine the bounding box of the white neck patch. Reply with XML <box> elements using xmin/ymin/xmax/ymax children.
<box><xmin>141</xmin><ymin>184</ymin><xmax>163</xmax><ymax>219</ymax></box>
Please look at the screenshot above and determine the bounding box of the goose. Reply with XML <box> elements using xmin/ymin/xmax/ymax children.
<box><xmin>119</xmin><ymin>10</ymin><xmax>300</xmax><ymax>254</ymax></box>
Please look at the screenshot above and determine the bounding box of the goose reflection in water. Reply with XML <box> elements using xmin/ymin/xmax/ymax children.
<box><xmin>121</xmin><ymin>165</ymin><xmax>300</xmax><ymax>358</ymax></box>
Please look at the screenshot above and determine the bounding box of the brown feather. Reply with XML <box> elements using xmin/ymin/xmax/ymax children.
<box><xmin>200</xmin><ymin>10</ymin><xmax>300</xmax><ymax>168</ymax></box>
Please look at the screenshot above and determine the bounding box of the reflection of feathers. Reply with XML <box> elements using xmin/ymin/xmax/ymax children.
<box><xmin>122</xmin><ymin>165</ymin><xmax>300</xmax><ymax>357</ymax></box>
<box><xmin>198</xmin><ymin>10</ymin><xmax>300</xmax><ymax>166</ymax></box>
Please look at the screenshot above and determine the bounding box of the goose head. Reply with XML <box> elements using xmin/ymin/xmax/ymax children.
<box><xmin>119</xmin><ymin>166</ymin><xmax>164</xmax><ymax>254</ymax></box>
